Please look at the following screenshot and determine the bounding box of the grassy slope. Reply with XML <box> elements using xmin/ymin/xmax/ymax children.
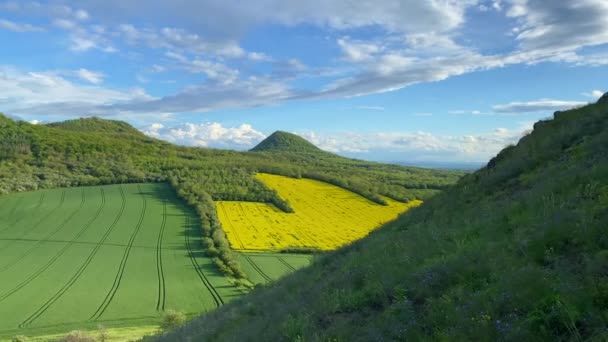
<box><xmin>150</xmin><ymin>97</ymin><xmax>608</xmax><ymax>341</ymax></box>
<box><xmin>0</xmin><ymin>183</ymin><xmax>236</xmax><ymax>339</ymax></box>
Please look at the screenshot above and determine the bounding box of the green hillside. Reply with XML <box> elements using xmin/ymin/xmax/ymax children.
<box><xmin>46</xmin><ymin>117</ymin><xmax>144</xmax><ymax>135</ymax></box>
<box><xmin>148</xmin><ymin>96</ymin><xmax>608</xmax><ymax>341</ymax></box>
<box><xmin>250</xmin><ymin>131</ymin><xmax>324</xmax><ymax>154</ymax></box>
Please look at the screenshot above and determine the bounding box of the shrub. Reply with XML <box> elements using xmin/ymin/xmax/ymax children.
<box><xmin>61</xmin><ymin>330</ymin><xmax>96</xmax><ymax>342</ymax></box>
<box><xmin>161</xmin><ymin>310</ymin><xmax>187</xmax><ymax>330</ymax></box>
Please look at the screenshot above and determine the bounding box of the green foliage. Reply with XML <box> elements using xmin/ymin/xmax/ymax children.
<box><xmin>47</xmin><ymin>117</ymin><xmax>144</xmax><ymax>135</ymax></box>
<box><xmin>0</xmin><ymin>114</ymin><xmax>459</xmax><ymax>279</ymax></box>
<box><xmin>250</xmin><ymin>131</ymin><xmax>322</xmax><ymax>153</ymax></box>
<box><xmin>145</xmin><ymin>96</ymin><xmax>608</xmax><ymax>341</ymax></box>
<box><xmin>161</xmin><ymin>310</ymin><xmax>186</xmax><ymax>330</ymax></box>
<box><xmin>11</xmin><ymin>335</ymin><xmax>28</xmax><ymax>342</ymax></box>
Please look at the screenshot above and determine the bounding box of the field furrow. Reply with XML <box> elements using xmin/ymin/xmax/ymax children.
<box><xmin>184</xmin><ymin>217</ymin><xmax>224</xmax><ymax>307</ymax></box>
<box><xmin>90</xmin><ymin>185</ymin><xmax>147</xmax><ymax>320</ymax></box>
<box><xmin>156</xmin><ymin>200</ymin><xmax>167</xmax><ymax>311</ymax></box>
<box><xmin>18</xmin><ymin>187</ymin><xmax>127</xmax><ymax>328</ymax></box>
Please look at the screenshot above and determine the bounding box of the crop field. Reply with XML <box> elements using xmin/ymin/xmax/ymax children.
<box><xmin>0</xmin><ymin>183</ymin><xmax>243</xmax><ymax>339</ymax></box>
<box><xmin>217</xmin><ymin>173</ymin><xmax>422</xmax><ymax>251</ymax></box>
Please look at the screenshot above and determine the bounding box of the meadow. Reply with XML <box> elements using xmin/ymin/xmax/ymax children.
<box><xmin>217</xmin><ymin>173</ymin><xmax>422</xmax><ymax>251</ymax></box>
<box><xmin>0</xmin><ymin>183</ymin><xmax>246</xmax><ymax>339</ymax></box>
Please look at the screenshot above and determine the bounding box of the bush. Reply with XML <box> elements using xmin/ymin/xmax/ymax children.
<box><xmin>161</xmin><ymin>310</ymin><xmax>186</xmax><ymax>330</ymax></box>
<box><xmin>61</xmin><ymin>330</ymin><xmax>96</xmax><ymax>342</ymax></box>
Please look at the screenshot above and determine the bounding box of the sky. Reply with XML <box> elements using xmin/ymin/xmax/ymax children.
<box><xmin>0</xmin><ymin>0</ymin><xmax>607</xmax><ymax>164</ymax></box>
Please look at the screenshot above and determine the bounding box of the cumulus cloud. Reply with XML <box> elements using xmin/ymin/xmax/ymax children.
<box><xmin>492</xmin><ymin>99</ymin><xmax>587</xmax><ymax>113</ymax></box>
<box><xmin>141</xmin><ymin>122</ymin><xmax>266</xmax><ymax>149</ymax></box>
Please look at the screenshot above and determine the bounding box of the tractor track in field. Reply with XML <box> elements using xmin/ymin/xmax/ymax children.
<box><xmin>184</xmin><ymin>216</ymin><xmax>224</xmax><ymax>307</ymax></box>
<box><xmin>0</xmin><ymin>189</ymin><xmax>85</xmax><ymax>273</ymax></box>
<box><xmin>244</xmin><ymin>255</ymin><xmax>272</xmax><ymax>282</ymax></box>
<box><xmin>19</xmin><ymin>186</ymin><xmax>126</xmax><ymax>328</ymax></box>
<box><xmin>0</xmin><ymin>194</ymin><xmax>28</xmax><ymax>233</ymax></box>
<box><xmin>0</xmin><ymin>189</ymin><xmax>99</xmax><ymax>303</ymax></box>
<box><xmin>0</xmin><ymin>193</ymin><xmax>43</xmax><ymax>235</ymax></box>
<box><xmin>90</xmin><ymin>185</ymin><xmax>147</xmax><ymax>321</ymax></box>
<box><xmin>12</xmin><ymin>190</ymin><xmax>66</xmax><ymax>242</ymax></box>
<box><xmin>155</xmin><ymin>200</ymin><xmax>167</xmax><ymax>311</ymax></box>
<box><xmin>278</xmin><ymin>257</ymin><xmax>297</xmax><ymax>272</ymax></box>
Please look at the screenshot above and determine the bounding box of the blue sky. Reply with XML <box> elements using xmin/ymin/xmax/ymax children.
<box><xmin>0</xmin><ymin>1</ymin><xmax>607</xmax><ymax>163</ymax></box>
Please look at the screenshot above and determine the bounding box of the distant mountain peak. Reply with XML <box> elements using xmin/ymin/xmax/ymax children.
<box><xmin>251</xmin><ymin>131</ymin><xmax>323</xmax><ymax>153</ymax></box>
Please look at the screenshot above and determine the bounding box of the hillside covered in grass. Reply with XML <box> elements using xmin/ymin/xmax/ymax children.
<box><xmin>149</xmin><ymin>94</ymin><xmax>608</xmax><ymax>341</ymax></box>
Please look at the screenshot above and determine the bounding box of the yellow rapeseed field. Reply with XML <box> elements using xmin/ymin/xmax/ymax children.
<box><xmin>216</xmin><ymin>173</ymin><xmax>422</xmax><ymax>251</ymax></box>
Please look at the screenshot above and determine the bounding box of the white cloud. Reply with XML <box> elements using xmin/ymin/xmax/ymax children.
<box><xmin>0</xmin><ymin>66</ymin><xmax>153</xmax><ymax>119</ymax></box>
<box><xmin>141</xmin><ymin>122</ymin><xmax>266</xmax><ymax>149</ymax></box>
<box><xmin>358</xmin><ymin>106</ymin><xmax>385</xmax><ymax>111</ymax></box>
<box><xmin>151</xmin><ymin>64</ymin><xmax>166</xmax><ymax>72</ymax></box>
<box><xmin>74</xmin><ymin>9</ymin><xmax>89</xmax><ymax>21</ymax></box>
<box><xmin>338</xmin><ymin>38</ymin><xmax>381</xmax><ymax>62</ymax></box>
<box><xmin>492</xmin><ymin>99</ymin><xmax>587</xmax><ymax>113</ymax></box>
<box><xmin>298</xmin><ymin>126</ymin><xmax>528</xmax><ymax>162</ymax></box>
<box><xmin>582</xmin><ymin>90</ymin><xmax>605</xmax><ymax>99</ymax></box>
<box><xmin>52</xmin><ymin>18</ymin><xmax>76</xmax><ymax>30</ymax></box>
<box><xmin>248</xmin><ymin>52</ymin><xmax>272</xmax><ymax>62</ymax></box>
<box><xmin>166</xmin><ymin>52</ymin><xmax>239</xmax><ymax>84</ymax></box>
<box><xmin>0</xmin><ymin>18</ymin><xmax>44</xmax><ymax>32</ymax></box>
<box><xmin>1</xmin><ymin>0</ymin><xmax>607</xmax><ymax>117</ymax></box>
<box><xmin>506</xmin><ymin>0</ymin><xmax>608</xmax><ymax>52</ymax></box>
<box><xmin>112</xmin><ymin>76</ymin><xmax>290</xmax><ymax>114</ymax></box>
<box><xmin>75</xmin><ymin>68</ymin><xmax>104</xmax><ymax>84</ymax></box>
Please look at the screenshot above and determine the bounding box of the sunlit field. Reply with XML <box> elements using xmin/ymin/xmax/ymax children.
<box><xmin>217</xmin><ymin>173</ymin><xmax>422</xmax><ymax>251</ymax></box>
<box><xmin>0</xmin><ymin>183</ymin><xmax>241</xmax><ymax>339</ymax></box>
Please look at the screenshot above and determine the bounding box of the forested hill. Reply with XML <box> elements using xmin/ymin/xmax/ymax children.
<box><xmin>149</xmin><ymin>96</ymin><xmax>608</xmax><ymax>341</ymax></box>
<box><xmin>0</xmin><ymin>114</ymin><xmax>461</xmax><ymax>201</ymax></box>
<box><xmin>46</xmin><ymin>117</ymin><xmax>144</xmax><ymax>135</ymax></box>
<box><xmin>250</xmin><ymin>131</ymin><xmax>324</xmax><ymax>154</ymax></box>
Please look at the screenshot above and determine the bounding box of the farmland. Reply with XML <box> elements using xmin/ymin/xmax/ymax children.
<box><xmin>0</xmin><ymin>183</ymin><xmax>244</xmax><ymax>339</ymax></box>
<box><xmin>217</xmin><ymin>173</ymin><xmax>422</xmax><ymax>251</ymax></box>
